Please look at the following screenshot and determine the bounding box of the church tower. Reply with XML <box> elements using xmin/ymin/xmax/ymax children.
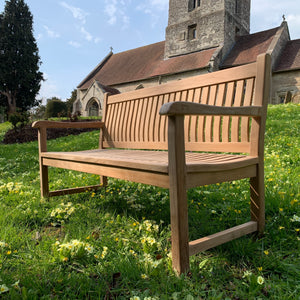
<box><xmin>165</xmin><ymin>0</ymin><xmax>251</xmax><ymax>59</ymax></box>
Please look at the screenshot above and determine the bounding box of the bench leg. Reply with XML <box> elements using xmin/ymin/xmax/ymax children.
<box><xmin>169</xmin><ymin>184</ymin><xmax>190</xmax><ymax>274</ymax></box>
<box><xmin>40</xmin><ymin>165</ymin><xmax>49</xmax><ymax>198</ymax></box>
<box><xmin>250</xmin><ymin>166</ymin><xmax>265</xmax><ymax>233</ymax></box>
<box><xmin>168</xmin><ymin>115</ymin><xmax>189</xmax><ymax>274</ymax></box>
<box><xmin>100</xmin><ymin>176</ymin><xmax>108</xmax><ymax>187</ymax></box>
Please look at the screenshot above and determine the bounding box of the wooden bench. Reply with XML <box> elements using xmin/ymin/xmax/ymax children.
<box><xmin>33</xmin><ymin>53</ymin><xmax>271</xmax><ymax>274</ymax></box>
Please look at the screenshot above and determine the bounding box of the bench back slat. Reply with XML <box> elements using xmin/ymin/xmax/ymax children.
<box><xmin>102</xmin><ymin>55</ymin><xmax>269</xmax><ymax>154</ymax></box>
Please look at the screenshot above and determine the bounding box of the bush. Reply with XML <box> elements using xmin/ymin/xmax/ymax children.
<box><xmin>8</xmin><ymin>111</ymin><xmax>30</xmax><ymax>129</ymax></box>
<box><xmin>45</xmin><ymin>99</ymin><xmax>67</xmax><ymax>118</ymax></box>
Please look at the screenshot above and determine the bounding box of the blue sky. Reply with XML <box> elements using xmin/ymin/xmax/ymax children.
<box><xmin>1</xmin><ymin>0</ymin><xmax>299</xmax><ymax>103</ymax></box>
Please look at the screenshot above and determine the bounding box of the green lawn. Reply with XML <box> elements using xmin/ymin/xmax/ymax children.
<box><xmin>0</xmin><ymin>104</ymin><xmax>299</xmax><ymax>299</ymax></box>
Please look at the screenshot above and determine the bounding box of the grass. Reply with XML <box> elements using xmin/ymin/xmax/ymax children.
<box><xmin>0</xmin><ymin>103</ymin><xmax>299</xmax><ymax>299</ymax></box>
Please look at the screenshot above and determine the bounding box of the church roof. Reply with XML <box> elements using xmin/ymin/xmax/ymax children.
<box><xmin>222</xmin><ymin>27</ymin><xmax>279</xmax><ymax>68</ymax></box>
<box><xmin>78</xmin><ymin>41</ymin><xmax>217</xmax><ymax>90</ymax></box>
<box><xmin>274</xmin><ymin>39</ymin><xmax>300</xmax><ymax>72</ymax></box>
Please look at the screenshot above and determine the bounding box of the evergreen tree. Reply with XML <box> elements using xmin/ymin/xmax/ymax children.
<box><xmin>0</xmin><ymin>0</ymin><xmax>43</xmax><ymax>114</ymax></box>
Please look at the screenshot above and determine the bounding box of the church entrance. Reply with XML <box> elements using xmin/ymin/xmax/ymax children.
<box><xmin>88</xmin><ymin>99</ymin><xmax>100</xmax><ymax>117</ymax></box>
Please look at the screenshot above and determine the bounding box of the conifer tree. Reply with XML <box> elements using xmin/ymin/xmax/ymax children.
<box><xmin>0</xmin><ymin>0</ymin><xmax>43</xmax><ymax>114</ymax></box>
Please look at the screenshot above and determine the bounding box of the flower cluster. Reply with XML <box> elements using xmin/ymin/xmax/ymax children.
<box><xmin>50</xmin><ymin>202</ymin><xmax>79</xmax><ymax>225</ymax></box>
<box><xmin>0</xmin><ymin>181</ymin><xmax>23</xmax><ymax>194</ymax></box>
<box><xmin>0</xmin><ymin>281</ymin><xmax>20</xmax><ymax>295</ymax></box>
<box><xmin>54</xmin><ymin>239</ymin><xmax>94</xmax><ymax>263</ymax></box>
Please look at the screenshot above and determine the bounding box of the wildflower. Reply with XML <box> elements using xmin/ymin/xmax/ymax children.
<box><xmin>130</xmin><ymin>296</ymin><xmax>140</xmax><ymax>300</ymax></box>
<box><xmin>141</xmin><ymin>273</ymin><xmax>148</xmax><ymax>279</ymax></box>
<box><xmin>6</xmin><ymin>250</ymin><xmax>12</xmax><ymax>255</ymax></box>
<box><xmin>264</xmin><ymin>250</ymin><xmax>269</xmax><ymax>255</ymax></box>
<box><xmin>279</xmin><ymin>226</ymin><xmax>285</xmax><ymax>230</ymax></box>
<box><xmin>101</xmin><ymin>246</ymin><xmax>108</xmax><ymax>258</ymax></box>
<box><xmin>85</xmin><ymin>244</ymin><xmax>94</xmax><ymax>254</ymax></box>
<box><xmin>257</xmin><ymin>276</ymin><xmax>265</xmax><ymax>285</ymax></box>
<box><xmin>257</xmin><ymin>267</ymin><xmax>263</xmax><ymax>272</ymax></box>
<box><xmin>62</xmin><ymin>257</ymin><xmax>68</xmax><ymax>262</ymax></box>
<box><xmin>290</xmin><ymin>199</ymin><xmax>298</xmax><ymax>206</ymax></box>
<box><xmin>291</xmin><ymin>215</ymin><xmax>300</xmax><ymax>222</ymax></box>
<box><xmin>242</xmin><ymin>270</ymin><xmax>252</xmax><ymax>278</ymax></box>
<box><xmin>0</xmin><ymin>241</ymin><xmax>6</xmax><ymax>248</ymax></box>
<box><xmin>11</xmin><ymin>280</ymin><xmax>20</xmax><ymax>289</ymax></box>
<box><xmin>279</xmin><ymin>208</ymin><xmax>283</xmax><ymax>212</ymax></box>
<box><xmin>0</xmin><ymin>284</ymin><xmax>9</xmax><ymax>294</ymax></box>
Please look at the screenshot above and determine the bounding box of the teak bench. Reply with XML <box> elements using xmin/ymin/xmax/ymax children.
<box><xmin>33</xmin><ymin>53</ymin><xmax>271</xmax><ymax>274</ymax></box>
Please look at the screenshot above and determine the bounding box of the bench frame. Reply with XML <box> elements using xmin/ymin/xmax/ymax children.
<box><xmin>33</xmin><ymin>54</ymin><xmax>271</xmax><ymax>274</ymax></box>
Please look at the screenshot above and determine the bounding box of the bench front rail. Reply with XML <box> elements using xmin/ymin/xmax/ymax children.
<box><xmin>33</xmin><ymin>54</ymin><xmax>271</xmax><ymax>274</ymax></box>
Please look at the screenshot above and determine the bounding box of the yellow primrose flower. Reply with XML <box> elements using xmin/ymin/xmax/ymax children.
<box><xmin>264</xmin><ymin>250</ymin><xmax>269</xmax><ymax>255</ymax></box>
<box><xmin>257</xmin><ymin>276</ymin><xmax>265</xmax><ymax>285</ymax></box>
<box><xmin>141</xmin><ymin>274</ymin><xmax>148</xmax><ymax>279</ymax></box>
<box><xmin>279</xmin><ymin>226</ymin><xmax>285</xmax><ymax>230</ymax></box>
<box><xmin>258</xmin><ymin>267</ymin><xmax>263</xmax><ymax>271</ymax></box>
<box><xmin>0</xmin><ymin>284</ymin><xmax>9</xmax><ymax>294</ymax></box>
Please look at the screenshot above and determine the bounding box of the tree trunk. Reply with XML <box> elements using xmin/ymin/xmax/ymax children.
<box><xmin>1</xmin><ymin>90</ymin><xmax>17</xmax><ymax>114</ymax></box>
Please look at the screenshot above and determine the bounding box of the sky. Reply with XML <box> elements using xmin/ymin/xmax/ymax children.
<box><xmin>0</xmin><ymin>0</ymin><xmax>300</xmax><ymax>103</ymax></box>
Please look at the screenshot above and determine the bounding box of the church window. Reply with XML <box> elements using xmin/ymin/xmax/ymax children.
<box><xmin>235</xmin><ymin>0</ymin><xmax>240</xmax><ymax>14</ymax></box>
<box><xmin>188</xmin><ymin>24</ymin><xmax>197</xmax><ymax>40</ymax></box>
<box><xmin>188</xmin><ymin>0</ymin><xmax>201</xmax><ymax>12</ymax></box>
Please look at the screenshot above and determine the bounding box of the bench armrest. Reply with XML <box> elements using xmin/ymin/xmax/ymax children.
<box><xmin>159</xmin><ymin>102</ymin><xmax>262</xmax><ymax>116</ymax></box>
<box><xmin>32</xmin><ymin>120</ymin><xmax>105</xmax><ymax>153</ymax></box>
<box><xmin>32</xmin><ymin>120</ymin><xmax>105</xmax><ymax>129</ymax></box>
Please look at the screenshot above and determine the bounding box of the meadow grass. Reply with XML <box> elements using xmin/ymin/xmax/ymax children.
<box><xmin>0</xmin><ymin>104</ymin><xmax>299</xmax><ymax>299</ymax></box>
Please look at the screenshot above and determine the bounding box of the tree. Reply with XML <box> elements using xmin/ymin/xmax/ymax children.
<box><xmin>45</xmin><ymin>97</ymin><xmax>67</xmax><ymax>118</ymax></box>
<box><xmin>66</xmin><ymin>89</ymin><xmax>77</xmax><ymax>115</ymax></box>
<box><xmin>0</xmin><ymin>0</ymin><xmax>43</xmax><ymax>115</ymax></box>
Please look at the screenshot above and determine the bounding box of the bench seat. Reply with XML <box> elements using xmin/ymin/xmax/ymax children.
<box><xmin>41</xmin><ymin>149</ymin><xmax>259</xmax><ymax>188</ymax></box>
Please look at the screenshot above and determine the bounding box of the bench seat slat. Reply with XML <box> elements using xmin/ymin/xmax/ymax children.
<box><xmin>41</xmin><ymin>149</ymin><xmax>258</xmax><ymax>174</ymax></box>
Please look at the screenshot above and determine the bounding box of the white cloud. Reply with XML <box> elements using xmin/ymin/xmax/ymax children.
<box><xmin>68</xmin><ymin>41</ymin><xmax>81</xmax><ymax>48</ymax></box>
<box><xmin>104</xmin><ymin>0</ymin><xmax>117</xmax><ymax>25</ymax></box>
<box><xmin>43</xmin><ymin>26</ymin><xmax>60</xmax><ymax>38</ymax></box>
<box><xmin>104</xmin><ymin>0</ymin><xmax>130</xmax><ymax>28</ymax></box>
<box><xmin>60</xmin><ymin>2</ymin><xmax>88</xmax><ymax>24</ymax></box>
<box><xmin>136</xmin><ymin>0</ymin><xmax>168</xmax><ymax>28</ymax></box>
<box><xmin>80</xmin><ymin>27</ymin><xmax>93</xmax><ymax>42</ymax></box>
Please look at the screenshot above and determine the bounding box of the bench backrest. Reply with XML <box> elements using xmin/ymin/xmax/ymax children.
<box><xmin>102</xmin><ymin>54</ymin><xmax>270</xmax><ymax>154</ymax></box>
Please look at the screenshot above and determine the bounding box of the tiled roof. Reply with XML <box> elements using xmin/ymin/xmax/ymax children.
<box><xmin>222</xmin><ymin>27</ymin><xmax>279</xmax><ymax>68</ymax></box>
<box><xmin>274</xmin><ymin>39</ymin><xmax>300</xmax><ymax>72</ymax></box>
<box><xmin>78</xmin><ymin>41</ymin><xmax>217</xmax><ymax>89</ymax></box>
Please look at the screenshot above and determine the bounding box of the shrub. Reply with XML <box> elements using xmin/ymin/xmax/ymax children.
<box><xmin>8</xmin><ymin>111</ymin><xmax>30</xmax><ymax>129</ymax></box>
<box><xmin>45</xmin><ymin>98</ymin><xmax>67</xmax><ymax>118</ymax></box>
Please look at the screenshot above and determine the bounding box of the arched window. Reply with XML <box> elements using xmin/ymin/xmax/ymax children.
<box><xmin>88</xmin><ymin>99</ymin><xmax>100</xmax><ymax>117</ymax></box>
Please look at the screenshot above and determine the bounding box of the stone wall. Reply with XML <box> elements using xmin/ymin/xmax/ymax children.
<box><xmin>272</xmin><ymin>70</ymin><xmax>300</xmax><ymax>104</ymax></box>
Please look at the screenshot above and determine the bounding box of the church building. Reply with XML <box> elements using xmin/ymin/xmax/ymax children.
<box><xmin>74</xmin><ymin>0</ymin><xmax>300</xmax><ymax>117</ymax></box>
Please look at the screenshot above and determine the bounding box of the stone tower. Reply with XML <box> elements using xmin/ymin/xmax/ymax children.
<box><xmin>165</xmin><ymin>0</ymin><xmax>251</xmax><ymax>59</ymax></box>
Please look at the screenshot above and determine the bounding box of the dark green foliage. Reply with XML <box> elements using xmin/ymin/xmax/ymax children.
<box><xmin>8</xmin><ymin>110</ymin><xmax>29</xmax><ymax>129</ymax></box>
<box><xmin>45</xmin><ymin>97</ymin><xmax>68</xmax><ymax>118</ymax></box>
<box><xmin>0</xmin><ymin>0</ymin><xmax>43</xmax><ymax>114</ymax></box>
<box><xmin>66</xmin><ymin>89</ymin><xmax>77</xmax><ymax>115</ymax></box>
